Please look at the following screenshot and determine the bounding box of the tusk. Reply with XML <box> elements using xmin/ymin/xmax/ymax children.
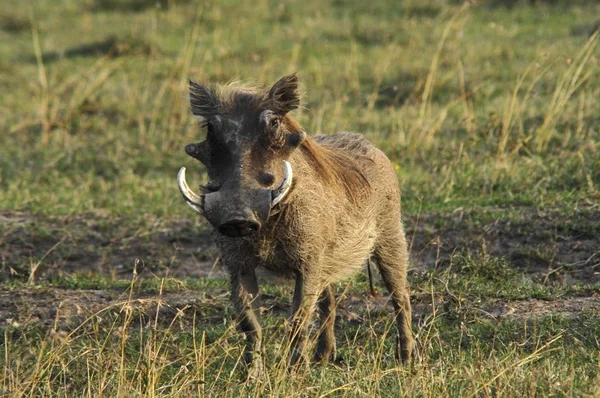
<box><xmin>271</xmin><ymin>160</ymin><xmax>293</xmax><ymax>206</ymax></box>
<box><xmin>177</xmin><ymin>167</ymin><xmax>203</xmax><ymax>213</ymax></box>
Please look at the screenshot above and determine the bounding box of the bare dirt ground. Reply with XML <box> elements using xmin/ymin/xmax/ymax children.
<box><xmin>2</xmin><ymin>285</ymin><xmax>599</xmax><ymax>334</ymax></box>
<box><xmin>2</xmin><ymin>207</ymin><xmax>598</xmax><ymax>282</ymax></box>
<box><xmin>408</xmin><ymin>206</ymin><xmax>600</xmax><ymax>285</ymax></box>
<box><xmin>1</xmin><ymin>208</ymin><xmax>598</xmax><ymax>330</ymax></box>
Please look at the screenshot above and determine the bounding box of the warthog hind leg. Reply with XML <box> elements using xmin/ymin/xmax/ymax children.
<box><xmin>374</xmin><ymin>236</ymin><xmax>414</xmax><ymax>363</ymax></box>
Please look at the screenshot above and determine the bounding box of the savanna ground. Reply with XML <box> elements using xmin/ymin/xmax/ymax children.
<box><xmin>1</xmin><ymin>0</ymin><xmax>599</xmax><ymax>396</ymax></box>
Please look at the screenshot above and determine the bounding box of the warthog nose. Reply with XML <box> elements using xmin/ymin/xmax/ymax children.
<box><xmin>218</xmin><ymin>217</ymin><xmax>261</xmax><ymax>237</ymax></box>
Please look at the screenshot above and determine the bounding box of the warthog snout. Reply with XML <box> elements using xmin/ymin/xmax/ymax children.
<box><xmin>217</xmin><ymin>214</ymin><xmax>261</xmax><ymax>237</ymax></box>
<box><xmin>201</xmin><ymin>187</ymin><xmax>271</xmax><ymax>237</ymax></box>
<box><xmin>178</xmin><ymin>160</ymin><xmax>293</xmax><ymax>238</ymax></box>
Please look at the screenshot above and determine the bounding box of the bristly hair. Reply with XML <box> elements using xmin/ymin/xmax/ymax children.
<box><xmin>189</xmin><ymin>80</ymin><xmax>272</xmax><ymax>119</ymax></box>
<box><xmin>299</xmin><ymin>135</ymin><xmax>372</xmax><ymax>205</ymax></box>
<box><xmin>190</xmin><ymin>74</ymin><xmax>301</xmax><ymax>119</ymax></box>
<box><xmin>273</xmin><ymin>110</ymin><xmax>370</xmax><ymax>203</ymax></box>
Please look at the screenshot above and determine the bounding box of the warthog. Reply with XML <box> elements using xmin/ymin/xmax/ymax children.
<box><xmin>178</xmin><ymin>74</ymin><xmax>413</xmax><ymax>376</ymax></box>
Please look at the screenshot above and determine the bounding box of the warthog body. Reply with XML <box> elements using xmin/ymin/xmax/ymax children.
<box><xmin>178</xmin><ymin>74</ymin><xmax>413</xmax><ymax>376</ymax></box>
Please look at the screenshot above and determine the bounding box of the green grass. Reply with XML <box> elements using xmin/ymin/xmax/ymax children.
<box><xmin>1</xmin><ymin>0</ymin><xmax>598</xmax><ymax>216</ymax></box>
<box><xmin>1</xmin><ymin>250</ymin><xmax>599</xmax><ymax>396</ymax></box>
<box><xmin>1</xmin><ymin>0</ymin><xmax>599</xmax><ymax>396</ymax></box>
<box><xmin>1</xmin><ymin>275</ymin><xmax>599</xmax><ymax>396</ymax></box>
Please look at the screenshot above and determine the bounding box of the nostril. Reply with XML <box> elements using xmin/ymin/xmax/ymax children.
<box><xmin>218</xmin><ymin>218</ymin><xmax>261</xmax><ymax>237</ymax></box>
<box><xmin>205</xmin><ymin>181</ymin><xmax>221</xmax><ymax>193</ymax></box>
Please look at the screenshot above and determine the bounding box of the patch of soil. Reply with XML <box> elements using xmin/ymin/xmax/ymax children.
<box><xmin>0</xmin><ymin>210</ymin><xmax>223</xmax><ymax>281</ymax></box>
<box><xmin>1</xmin><ymin>286</ymin><xmax>597</xmax><ymax>333</ymax></box>
<box><xmin>1</xmin><ymin>207</ymin><xmax>599</xmax><ymax>284</ymax></box>
<box><xmin>404</xmin><ymin>207</ymin><xmax>600</xmax><ymax>284</ymax></box>
<box><xmin>483</xmin><ymin>295</ymin><xmax>600</xmax><ymax>321</ymax></box>
<box><xmin>0</xmin><ymin>287</ymin><xmax>229</xmax><ymax>331</ymax></box>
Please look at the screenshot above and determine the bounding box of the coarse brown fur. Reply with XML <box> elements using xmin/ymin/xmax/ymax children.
<box><xmin>184</xmin><ymin>74</ymin><xmax>413</xmax><ymax>378</ymax></box>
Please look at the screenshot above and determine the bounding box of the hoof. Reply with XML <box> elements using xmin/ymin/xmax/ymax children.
<box><xmin>313</xmin><ymin>349</ymin><xmax>336</xmax><ymax>364</ymax></box>
<box><xmin>244</xmin><ymin>360</ymin><xmax>264</xmax><ymax>383</ymax></box>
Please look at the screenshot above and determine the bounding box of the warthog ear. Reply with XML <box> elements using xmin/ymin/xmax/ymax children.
<box><xmin>189</xmin><ymin>80</ymin><xmax>219</xmax><ymax>118</ymax></box>
<box><xmin>268</xmin><ymin>73</ymin><xmax>300</xmax><ymax>115</ymax></box>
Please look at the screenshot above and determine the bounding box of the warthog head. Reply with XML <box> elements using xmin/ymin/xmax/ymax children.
<box><xmin>178</xmin><ymin>74</ymin><xmax>306</xmax><ymax>237</ymax></box>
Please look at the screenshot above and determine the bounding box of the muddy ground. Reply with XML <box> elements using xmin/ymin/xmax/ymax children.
<box><xmin>1</xmin><ymin>208</ymin><xmax>599</xmax><ymax>329</ymax></box>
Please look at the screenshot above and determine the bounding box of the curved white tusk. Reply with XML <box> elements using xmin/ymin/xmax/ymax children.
<box><xmin>177</xmin><ymin>167</ymin><xmax>203</xmax><ymax>213</ymax></box>
<box><xmin>271</xmin><ymin>160</ymin><xmax>293</xmax><ymax>206</ymax></box>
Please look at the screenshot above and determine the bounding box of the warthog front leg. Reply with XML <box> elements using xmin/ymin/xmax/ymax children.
<box><xmin>314</xmin><ymin>284</ymin><xmax>336</xmax><ymax>363</ymax></box>
<box><xmin>230</xmin><ymin>270</ymin><xmax>263</xmax><ymax>379</ymax></box>
<box><xmin>289</xmin><ymin>272</ymin><xmax>320</xmax><ymax>367</ymax></box>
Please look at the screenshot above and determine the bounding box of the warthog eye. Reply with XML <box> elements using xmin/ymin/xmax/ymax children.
<box><xmin>203</xmin><ymin>120</ymin><xmax>215</xmax><ymax>134</ymax></box>
<box><xmin>269</xmin><ymin>118</ymin><xmax>280</xmax><ymax>130</ymax></box>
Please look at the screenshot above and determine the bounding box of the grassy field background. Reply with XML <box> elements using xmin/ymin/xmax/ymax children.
<box><xmin>1</xmin><ymin>0</ymin><xmax>599</xmax><ymax>396</ymax></box>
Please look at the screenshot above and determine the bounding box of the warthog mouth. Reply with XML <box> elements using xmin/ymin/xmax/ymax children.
<box><xmin>177</xmin><ymin>160</ymin><xmax>293</xmax><ymax>214</ymax></box>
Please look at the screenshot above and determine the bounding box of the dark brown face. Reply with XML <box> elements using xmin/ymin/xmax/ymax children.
<box><xmin>184</xmin><ymin>74</ymin><xmax>306</xmax><ymax>237</ymax></box>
